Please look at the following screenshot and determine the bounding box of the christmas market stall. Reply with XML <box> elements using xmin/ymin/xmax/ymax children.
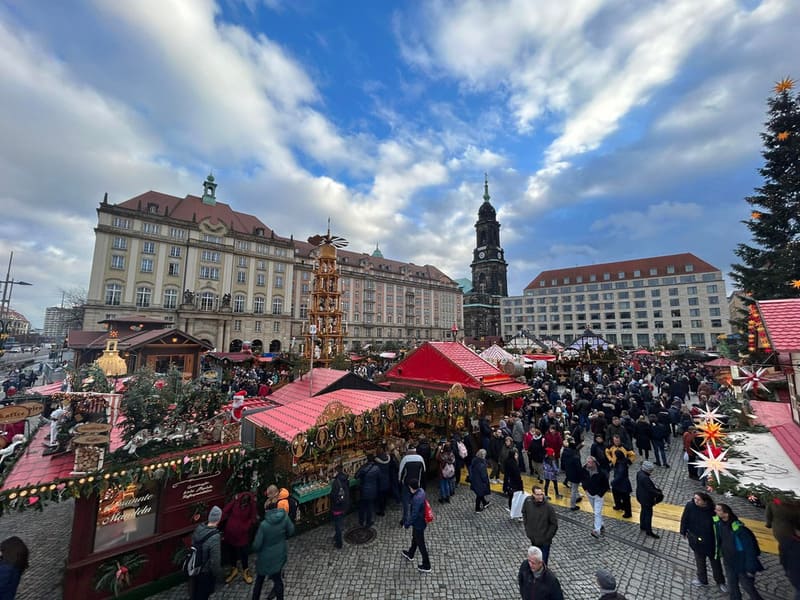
<box><xmin>382</xmin><ymin>341</ymin><xmax>531</xmax><ymax>424</ymax></box>
<box><xmin>0</xmin><ymin>365</ymin><xmax>266</xmax><ymax>600</ymax></box>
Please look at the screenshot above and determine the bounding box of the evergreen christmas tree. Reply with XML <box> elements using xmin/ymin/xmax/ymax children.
<box><xmin>731</xmin><ymin>77</ymin><xmax>800</xmax><ymax>300</ymax></box>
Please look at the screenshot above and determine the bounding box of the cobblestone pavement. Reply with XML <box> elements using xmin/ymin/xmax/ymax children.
<box><xmin>3</xmin><ymin>416</ymin><xmax>795</xmax><ymax>599</ymax></box>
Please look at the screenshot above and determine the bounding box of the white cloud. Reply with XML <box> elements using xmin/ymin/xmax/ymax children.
<box><xmin>590</xmin><ymin>201</ymin><xmax>704</xmax><ymax>240</ymax></box>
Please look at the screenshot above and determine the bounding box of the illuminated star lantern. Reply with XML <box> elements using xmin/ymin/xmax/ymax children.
<box><xmin>739</xmin><ymin>367</ymin><xmax>768</xmax><ymax>393</ymax></box>
<box><xmin>791</xmin><ymin>279</ymin><xmax>800</xmax><ymax>290</ymax></box>
<box><xmin>695</xmin><ymin>403</ymin><xmax>724</xmax><ymax>424</ymax></box>
<box><xmin>696</xmin><ymin>419</ymin><xmax>726</xmax><ymax>447</ymax></box>
<box><xmin>777</xmin><ymin>131</ymin><xmax>790</xmax><ymax>141</ymax></box>
<box><xmin>692</xmin><ymin>444</ymin><xmax>732</xmax><ymax>484</ymax></box>
<box><xmin>775</xmin><ymin>77</ymin><xmax>795</xmax><ymax>93</ymax></box>
<box><xmin>751</xmin><ymin>211</ymin><xmax>762</xmax><ymax>220</ymax></box>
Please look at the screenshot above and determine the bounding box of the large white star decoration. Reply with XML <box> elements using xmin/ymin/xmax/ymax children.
<box><xmin>691</xmin><ymin>444</ymin><xmax>732</xmax><ymax>484</ymax></box>
<box><xmin>695</xmin><ymin>403</ymin><xmax>724</xmax><ymax>424</ymax></box>
<box><xmin>739</xmin><ymin>367</ymin><xmax>767</xmax><ymax>393</ymax></box>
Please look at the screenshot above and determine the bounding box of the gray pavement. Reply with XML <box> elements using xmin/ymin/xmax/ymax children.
<box><xmin>2</xmin><ymin>410</ymin><xmax>795</xmax><ymax>599</ymax></box>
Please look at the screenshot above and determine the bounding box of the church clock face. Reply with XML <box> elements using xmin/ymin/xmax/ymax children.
<box><xmin>478</xmin><ymin>251</ymin><xmax>485</xmax><ymax>259</ymax></box>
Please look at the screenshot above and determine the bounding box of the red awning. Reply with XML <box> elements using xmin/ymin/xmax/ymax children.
<box><xmin>206</xmin><ymin>352</ymin><xmax>255</xmax><ymax>363</ymax></box>
<box><xmin>523</xmin><ymin>354</ymin><xmax>557</xmax><ymax>362</ymax></box>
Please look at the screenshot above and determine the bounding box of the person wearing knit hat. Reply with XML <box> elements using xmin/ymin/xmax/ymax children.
<box><xmin>595</xmin><ymin>569</ymin><xmax>628</xmax><ymax>599</ymax></box>
<box><xmin>636</xmin><ymin>460</ymin><xmax>663</xmax><ymax>539</ymax></box>
<box><xmin>189</xmin><ymin>505</ymin><xmax>223</xmax><ymax>599</ymax></box>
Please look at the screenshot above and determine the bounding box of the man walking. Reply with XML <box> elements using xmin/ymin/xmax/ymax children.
<box><xmin>518</xmin><ymin>546</ymin><xmax>564</xmax><ymax>600</ymax></box>
<box><xmin>190</xmin><ymin>505</ymin><xmax>223</xmax><ymax>600</ymax></box>
<box><xmin>636</xmin><ymin>461</ymin><xmax>662</xmax><ymax>538</ymax></box>
<box><xmin>714</xmin><ymin>503</ymin><xmax>765</xmax><ymax>600</ymax></box>
<box><xmin>522</xmin><ymin>486</ymin><xmax>559</xmax><ymax>565</ymax></box>
<box><xmin>329</xmin><ymin>463</ymin><xmax>351</xmax><ymax>549</ymax></box>
<box><xmin>355</xmin><ymin>453</ymin><xmax>380</xmax><ymax>528</ymax></box>
<box><xmin>584</xmin><ymin>456</ymin><xmax>610</xmax><ymax>539</ymax></box>
<box><xmin>401</xmin><ymin>478</ymin><xmax>431</xmax><ymax>573</ymax></box>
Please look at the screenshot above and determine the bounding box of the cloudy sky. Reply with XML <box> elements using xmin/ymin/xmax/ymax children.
<box><xmin>2</xmin><ymin>0</ymin><xmax>798</xmax><ymax>329</ymax></box>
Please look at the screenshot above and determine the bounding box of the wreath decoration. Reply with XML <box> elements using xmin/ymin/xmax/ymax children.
<box><xmin>94</xmin><ymin>552</ymin><xmax>148</xmax><ymax>597</ymax></box>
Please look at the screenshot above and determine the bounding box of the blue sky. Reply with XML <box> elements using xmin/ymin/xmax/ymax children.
<box><xmin>1</xmin><ymin>0</ymin><xmax>798</xmax><ymax>328</ymax></box>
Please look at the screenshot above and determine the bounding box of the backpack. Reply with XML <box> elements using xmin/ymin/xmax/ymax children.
<box><xmin>183</xmin><ymin>529</ymin><xmax>219</xmax><ymax>576</ymax></box>
<box><xmin>457</xmin><ymin>441</ymin><xmax>468</xmax><ymax>459</ymax></box>
<box><xmin>442</xmin><ymin>462</ymin><xmax>455</xmax><ymax>479</ymax></box>
<box><xmin>287</xmin><ymin>495</ymin><xmax>300</xmax><ymax>523</ymax></box>
<box><xmin>333</xmin><ymin>478</ymin><xmax>346</xmax><ymax>504</ymax></box>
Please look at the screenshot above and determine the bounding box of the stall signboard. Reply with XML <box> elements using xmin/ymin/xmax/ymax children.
<box><xmin>402</xmin><ymin>400</ymin><xmax>418</xmax><ymax>416</ymax></box>
<box><xmin>0</xmin><ymin>405</ymin><xmax>31</xmax><ymax>424</ymax></box>
<box><xmin>94</xmin><ymin>482</ymin><xmax>159</xmax><ymax>552</ymax></box>
<box><xmin>159</xmin><ymin>469</ymin><xmax>229</xmax><ymax>532</ymax></box>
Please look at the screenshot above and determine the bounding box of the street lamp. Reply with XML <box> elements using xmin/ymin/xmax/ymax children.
<box><xmin>0</xmin><ymin>252</ymin><xmax>33</xmax><ymax>357</ymax></box>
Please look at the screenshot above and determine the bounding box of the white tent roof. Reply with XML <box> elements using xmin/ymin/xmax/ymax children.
<box><xmin>479</xmin><ymin>343</ymin><xmax>515</xmax><ymax>365</ymax></box>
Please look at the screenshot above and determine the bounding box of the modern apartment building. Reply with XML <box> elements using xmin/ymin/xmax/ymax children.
<box><xmin>84</xmin><ymin>176</ymin><xmax>462</xmax><ymax>353</ymax></box>
<box><xmin>501</xmin><ymin>253</ymin><xmax>729</xmax><ymax>350</ymax></box>
<box><xmin>43</xmin><ymin>306</ymin><xmax>72</xmax><ymax>341</ymax></box>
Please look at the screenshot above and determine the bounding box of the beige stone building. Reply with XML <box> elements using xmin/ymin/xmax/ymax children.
<box><xmin>84</xmin><ymin>177</ymin><xmax>462</xmax><ymax>354</ymax></box>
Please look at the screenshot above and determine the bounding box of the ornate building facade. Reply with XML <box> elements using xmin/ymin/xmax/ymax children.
<box><xmin>463</xmin><ymin>176</ymin><xmax>508</xmax><ymax>343</ymax></box>
<box><xmin>84</xmin><ymin>176</ymin><xmax>463</xmax><ymax>354</ymax></box>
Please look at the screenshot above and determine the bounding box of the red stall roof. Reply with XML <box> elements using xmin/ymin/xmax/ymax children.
<box><xmin>385</xmin><ymin>342</ymin><xmax>531</xmax><ymax>396</ymax></box>
<box><xmin>246</xmin><ymin>388</ymin><xmax>405</xmax><ymax>442</ymax></box>
<box><xmin>758</xmin><ymin>299</ymin><xmax>800</xmax><ymax>353</ymax></box>
<box><xmin>268</xmin><ymin>369</ymin><xmax>352</xmax><ymax>405</ymax></box>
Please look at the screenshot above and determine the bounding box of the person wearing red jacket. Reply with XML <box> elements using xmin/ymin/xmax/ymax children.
<box><xmin>543</xmin><ymin>425</ymin><xmax>563</xmax><ymax>464</ymax></box>
<box><xmin>222</xmin><ymin>492</ymin><xmax>257</xmax><ymax>584</ymax></box>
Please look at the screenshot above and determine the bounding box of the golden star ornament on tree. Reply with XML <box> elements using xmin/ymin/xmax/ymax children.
<box><xmin>696</xmin><ymin>419</ymin><xmax>726</xmax><ymax>448</ymax></box>
<box><xmin>791</xmin><ymin>279</ymin><xmax>800</xmax><ymax>289</ymax></box>
<box><xmin>751</xmin><ymin>211</ymin><xmax>762</xmax><ymax>220</ymax></box>
<box><xmin>775</xmin><ymin>77</ymin><xmax>795</xmax><ymax>93</ymax></box>
<box><xmin>777</xmin><ymin>131</ymin><xmax>790</xmax><ymax>141</ymax></box>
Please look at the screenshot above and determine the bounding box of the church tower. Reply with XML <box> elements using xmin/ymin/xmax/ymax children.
<box><xmin>463</xmin><ymin>175</ymin><xmax>508</xmax><ymax>343</ymax></box>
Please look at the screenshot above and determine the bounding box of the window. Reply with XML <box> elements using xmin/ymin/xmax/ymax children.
<box><xmin>233</xmin><ymin>319</ymin><xmax>241</xmax><ymax>331</ymax></box>
<box><xmin>202</xmin><ymin>233</ymin><xmax>223</xmax><ymax>244</ymax></box>
<box><xmin>618</xmin><ymin>271</ymin><xmax>625</xmax><ymax>279</ymax></box>
<box><xmin>618</xmin><ymin>301</ymin><xmax>630</xmax><ymax>309</ymax></box>
<box><xmin>299</xmin><ymin>303</ymin><xmax>308</xmax><ymax>319</ymax></box>
<box><xmin>254</xmin><ymin>321</ymin><xmax>262</xmax><ymax>332</ymax></box>
<box><xmin>163</xmin><ymin>288</ymin><xmax>178</xmax><ymax>309</ymax></box>
<box><xmin>142</xmin><ymin>241</ymin><xmax>155</xmax><ymax>254</ymax></box>
<box><xmin>672</xmin><ymin>320</ymin><xmax>682</xmax><ymax>328</ymax></box>
<box><xmin>685</xmin><ymin>264</ymin><xmax>694</xmax><ymax>273</ymax></box>
<box><xmin>635</xmin><ymin>311</ymin><xmax>648</xmax><ymax>318</ymax></box>
<box><xmin>604</xmin><ymin>303</ymin><xmax>614</xmax><ymax>310</ymax></box>
<box><xmin>633</xmin><ymin>270</ymin><xmax>641</xmax><ymax>277</ymax></box>
<box><xmin>653</xmin><ymin>310</ymin><xmax>663</xmax><ymax>318</ymax></box>
<box><xmin>199</xmin><ymin>266</ymin><xmax>219</xmax><ymax>280</ymax></box>
<box><xmin>603</xmin><ymin>273</ymin><xmax>610</xmax><ymax>281</ymax></box>
<box><xmin>711</xmin><ymin>319</ymin><xmax>723</xmax><ymax>328</ymax></box>
<box><xmin>136</xmin><ymin>286</ymin><xmax>152</xmax><ymax>307</ymax></box>
<box><xmin>253</xmin><ymin>297</ymin><xmax>264</xmax><ymax>314</ymax></box>
<box><xmin>619</xmin><ymin>311</ymin><xmax>631</xmax><ymax>319</ymax></box>
<box><xmin>111</xmin><ymin>255</ymin><xmax>125</xmax><ymax>270</ymax></box>
<box><xmin>636</xmin><ymin>321</ymin><xmax>648</xmax><ymax>329</ymax></box>
<box><xmin>688</xmin><ymin>297</ymin><xmax>699</xmax><ymax>306</ymax></box>
<box><xmin>617</xmin><ymin>292</ymin><xmax>629</xmax><ymax>299</ymax></box>
<box><xmin>140</xmin><ymin>258</ymin><xmax>153</xmax><ymax>273</ymax></box>
<box><xmin>275</xmin><ymin>275</ymin><xmax>283</xmax><ymax>288</ymax></box>
<box><xmin>200</xmin><ymin>292</ymin><xmax>215</xmax><ymax>310</ymax></box>
<box><xmin>112</xmin><ymin>217</ymin><xmax>130</xmax><ymax>229</ymax></box>
<box><xmin>671</xmin><ymin>309</ymin><xmax>681</xmax><ymax>317</ymax></box>
<box><xmin>707</xmin><ymin>284</ymin><xmax>718</xmax><ymax>293</ymax></box>
<box><xmin>112</xmin><ymin>237</ymin><xmax>127</xmax><ymax>250</ymax></box>
<box><xmin>142</xmin><ymin>223</ymin><xmax>160</xmax><ymax>235</ymax></box>
<box><xmin>233</xmin><ymin>295</ymin><xmax>245</xmax><ymax>313</ymax></box>
<box><xmin>606</xmin><ymin>322</ymin><xmax>617</xmax><ymax>329</ymax></box>
<box><xmin>275</xmin><ymin>263</ymin><xmax>286</xmax><ymax>273</ymax></box>
<box><xmin>272</xmin><ymin>297</ymin><xmax>283</xmax><ymax>315</ymax></box>
<box><xmin>257</xmin><ymin>260</ymin><xmax>266</xmax><ymax>270</ymax></box>
<box><xmin>168</xmin><ymin>262</ymin><xmax>180</xmax><ymax>276</ymax></box>
<box><xmin>649</xmin><ymin>268</ymin><xmax>657</xmax><ymax>276</ymax></box>
<box><xmin>708</xmin><ymin>296</ymin><xmax>719</xmax><ymax>305</ymax></box>
<box><xmin>634</xmin><ymin>290</ymin><xmax>645</xmax><ymax>298</ymax></box>
<box><xmin>604</xmin><ymin>312</ymin><xmax>615</xmax><ymax>320</ymax></box>
<box><xmin>691</xmin><ymin>333</ymin><xmax>705</xmax><ymax>346</ymax></box>
<box><xmin>256</xmin><ymin>273</ymin><xmax>266</xmax><ymax>287</ymax></box>
<box><xmin>663</xmin><ymin>276</ymin><xmax>677</xmax><ymax>285</ymax></box>
<box><xmin>687</xmin><ymin>286</ymin><xmax>697</xmax><ymax>295</ymax></box>
<box><xmin>689</xmin><ymin>308</ymin><xmax>701</xmax><ymax>317</ymax></box>
<box><xmin>105</xmin><ymin>283</ymin><xmax>122</xmax><ymax>306</ymax></box>
<box><xmin>169</xmin><ymin>227</ymin><xmax>186</xmax><ymax>239</ymax></box>
<box><xmin>666</xmin><ymin>265</ymin><xmax>675</xmax><ymax>274</ymax></box>
<box><xmin>634</xmin><ymin>301</ymin><xmax>646</xmax><ymax>309</ymax></box>
<box><xmin>654</xmin><ymin>321</ymin><xmax>664</xmax><ymax>329</ymax></box>
<box><xmin>709</xmin><ymin>308</ymin><xmax>721</xmax><ymax>316</ymax></box>
<box><xmin>576</xmin><ymin>276</ymin><xmax>582</xmax><ymax>283</ymax></box>
<box><xmin>669</xmin><ymin>298</ymin><xmax>680</xmax><ymax>307</ymax></box>
<box><xmin>201</xmin><ymin>250</ymin><xmax>220</xmax><ymax>263</ymax></box>
<box><xmin>652</xmin><ymin>300</ymin><xmax>662</xmax><ymax>307</ymax></box>
<box><xmin>236</xmin><ymin>240</ymin><xmax>251</xmax><ymax>251</ymax></box>
<box><xmin>589</xmin><ymin>274</ymin><xmax>597</xmax><ymax>282</ymax></box>
<box><xmin>238</xmin><ymin>256</ymin><xmax>248</xmax><ymax>268</ymax></box>
<box><xmin>691</xmin><ymin>320</ymin><xmax>703</xmax><ymax>328</ymax></box>
<box><xmin>273</xmin><ymin>321</ymin><xmax>281</xmax><ymax>333</ymax></box>
<box><xmin>237</xmin><ymin>271</ymin><xmax>246</xmax><ymax>284</ymax></box>
<box><xmin>169</xmin><ymin>246</ymin><xmax>181</xmax><ymax>258</ymax></box>
<box><xmin>668</xmin><ymin>288</ymin><xmax>679</xmax><ymax>296</ymax></box>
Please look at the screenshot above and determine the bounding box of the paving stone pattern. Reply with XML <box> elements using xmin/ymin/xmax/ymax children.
<box><xmin>3</xmin><ymin>396</ymin><xmax>795</xmax><ymax>600</ymax></box>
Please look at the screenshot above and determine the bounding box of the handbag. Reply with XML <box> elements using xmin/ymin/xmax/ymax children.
<box><xmin>510</xmin><ymin>491</ymin><xmax>528</xmax><ymax>519</ymax></box>
<box><xmin>653</xmin><ymin>489</ymin><xmax>664</xmax><ymax>505</ymax></box>
<box><xmin>423</xmin><ymin>498</ymin><xmax>434</xmax><ymax>523</ymax></box>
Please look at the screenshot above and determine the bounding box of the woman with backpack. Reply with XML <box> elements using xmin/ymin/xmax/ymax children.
<box><xmin>251</xmin><ymin>498</ymin><xmax>295</xmax><ymax>600</ymax></box>
<box><xmin>436</xmin><ymin>441</ymin><xmax>456</xmax><ymax>503</ymax></box>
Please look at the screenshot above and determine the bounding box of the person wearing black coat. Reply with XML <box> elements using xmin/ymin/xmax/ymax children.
<box><xmin>560</xmin><ymin>443</ymin><xmax>585</xmax><ymax>511</ymax></box>
<box><xmin>374</xmin><ymin>448</ymin><xmax>392</xmax><ymax>516</ymax></box>
<box><xmin>680</xmin><ymin>492</ymin><xmax>726</xmax><ymax>590</ymax></box>
<box><xmin>329</xmin><ymin>465</ymin><xmax>351</xmax><ymax>549</ymax></box>
<box><xmin>355</xmin><ymin>454</ymin><xmax>380</xmax><ymax>528</ymax></box>
<box><xmin>518</xmin><ymin>546</ymin><xmax>564</xmax><ymax>600</ymax></box>
<box><xmin>650</xmin><ymin>417</ymin><xmax>670</xmax><ymax>467</ymax></box>
<box><xmin>610</xmin><ymin>448</ymin><xmax>633</xmax><ymax>519</ymax></box>
<box><xmin>479</xmin><ymin>416</ymin><xmax>492</xmax><ymax>452</ymax></box>
<box><xmin>583</xmin><ymin>456</ymin><xmax>610</xmax><ymax>538</ymax></box>
<box><xmin>634</xmin><ymin>416</ymin><xmax>652</xmax><ymax>460</ymax></box>
<box><xmin>636</xmin><ymin>462</ymin><xmax>662</xmax><ymax>538</ymax></box>
<box><xmin>589</xmin><ymin>434</ymin><xmax>611</xmax><ymax>477</ymax></box>
<box><xmin>469</xmin><ymin>449</ymin><xmax>491</xmax><ymax>512</ymax></box>
<box><xmin>504</xmin><ymin>449</ymin><xmax>524</xmax><ymax>509</ymax></box>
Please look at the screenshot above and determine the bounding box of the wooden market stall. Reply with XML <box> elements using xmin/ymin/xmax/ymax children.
<box><xmin>382</xmin><ymin>341</ymin><xmax>531</xmax><ymax>423</ymax></box>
